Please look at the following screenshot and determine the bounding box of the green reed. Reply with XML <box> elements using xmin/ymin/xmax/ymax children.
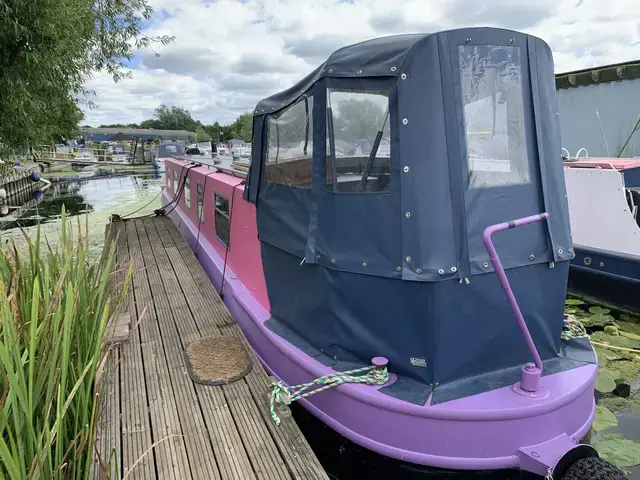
<box><xmin>0</xmin><ymin>207</ymin><xmax>132</xmax><ymax>479</ymax></box>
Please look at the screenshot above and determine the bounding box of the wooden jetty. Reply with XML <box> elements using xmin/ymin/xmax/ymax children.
<box><xmin>93</xmin><ymin>216</ymin><xmax>328</xmax><ymax>480</ymax></box>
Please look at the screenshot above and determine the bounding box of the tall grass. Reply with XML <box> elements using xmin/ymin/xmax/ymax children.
<box><xmin>0</xmin><ymin>207</ymin><xmax>132</xmax><ymax>479</ymax></box>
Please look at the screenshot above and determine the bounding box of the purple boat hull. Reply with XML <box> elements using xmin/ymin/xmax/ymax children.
<box><xmin>163</xmin><ymin>192</ymin><xmax>597</xmax><ymax>475</ymax></box>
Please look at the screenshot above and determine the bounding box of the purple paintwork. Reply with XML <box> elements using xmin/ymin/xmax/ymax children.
<box><xmin>163</xmin><ymin>191</ymin><xmax>597</xmax><ymax>475</ymax></box>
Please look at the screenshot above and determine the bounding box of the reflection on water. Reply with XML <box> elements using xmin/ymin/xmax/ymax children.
<box><xmin>0</xmin><ymin>169</ymin><xmax>164</xmax><ymax>258</ymax></box>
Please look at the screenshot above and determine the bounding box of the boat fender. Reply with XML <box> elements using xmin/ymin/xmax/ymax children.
<box><xmin>0</xmin><ymin>188</ymin><xmax>6</xmax><ymax>200</ymax></box>
<box><xmin>30</xmin><ymin>171</ymin><xmax>41</xmax><ymax>182</ymax></box>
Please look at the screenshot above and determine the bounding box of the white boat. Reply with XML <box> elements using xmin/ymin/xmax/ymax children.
<box><xmin>563</xmin><ymin>151</ymin><xmax>640</xmax><ymax>312</ymax></box>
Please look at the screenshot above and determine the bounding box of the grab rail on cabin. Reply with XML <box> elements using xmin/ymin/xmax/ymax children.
<box><xmin>482</xmin><ymin>213</ymin><xmax>550</xmax><ymax>393</ymax></box>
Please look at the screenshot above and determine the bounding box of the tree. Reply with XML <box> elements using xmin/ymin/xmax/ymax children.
<box><xmin>226</xmin><ymin>112</ymin><xmax>253</xmax><ymax>142</ymax></box>
<box><xmin>332</xmin><ymin>98</ymin><xmax>387</xmax><ymax>142</ymax></box>
<box><xmin>195</xmin><ymin>125</ymin><xmax>208</xmax><ymax>140</ymax></box>
<box><xmin>153</xmin><ymin>105</ymin><xmax>200</xmax><ymax>132</ymax></box>
<box><xmin>0</xmin><ymin>0</ymin><xmax>173</xmax><ymax>152</ymax></box>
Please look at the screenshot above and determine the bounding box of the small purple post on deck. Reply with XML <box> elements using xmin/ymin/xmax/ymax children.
<box><xmin>482</xmin><ymin>213</ymin><xmax>549</xmax><ymax>391</ymax></box>
<box><xmin>372</xmin><ymin>357</ymin><xmax>389</xmax><ymax>369</ymax></box>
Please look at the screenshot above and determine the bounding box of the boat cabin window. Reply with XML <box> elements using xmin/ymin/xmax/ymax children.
<box><xmin>458</xmin><ymin>45</ymin><xmax>529</xmax><ymax>189</ymax></box>
<box><xmin>197</xmin><ymin>183</ymin><xmax>204</xmax><ymax>222</ymax></box>
<box><xmin>214</xmin><ymin>192</ymin><xmax>230</xmax><ymax>247</ymax></box>
<box><xmin>184</xmin><ymin>176</ymin><xmax>191</xmax><ymax>209</ymax></box>
<box><xmin>264</xmin><ymin>96</ymin><xmax>313</xmax><ymax>189</ymax></box>
<box><xmin>326</xmin><ymin>89</ymin><xmax>391</xmax><ymax>193</ymax></box>
<box><xmin>173</xmin><ymin>169</ymin><xmax>178</xmax><ymax>192</ymax></box>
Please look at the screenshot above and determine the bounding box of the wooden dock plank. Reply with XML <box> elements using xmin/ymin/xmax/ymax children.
<box><xmin>93</xmin><ymin>216</ymin><xmax>328</xmax><ymax>480</ymax></box>
<box><xmin>120</xmin><ymin>221</ymin><xmax>156</xmax><ymax>480</ymax></box>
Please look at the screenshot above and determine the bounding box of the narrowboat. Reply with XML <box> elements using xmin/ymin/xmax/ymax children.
<box><xmin>161</xmin><ymin>28</ymin><xmax>620</xmax><ymax>479</ymax></box>
<box><xmin>563</xmin><ymin>154</ymin><xmax>640</xmax><ymax>313</ymax></box>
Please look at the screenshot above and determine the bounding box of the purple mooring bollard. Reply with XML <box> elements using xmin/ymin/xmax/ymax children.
<box><xmin>482</xmin><ymin>213</ymin><xmax>550</xmax><ymax>394</ymax></box>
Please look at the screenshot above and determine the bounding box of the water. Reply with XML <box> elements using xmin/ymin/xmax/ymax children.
<box><xmin>0</xmin><ymin>167</ymin><xmax>164</xmax><ymax>258</ymax></box>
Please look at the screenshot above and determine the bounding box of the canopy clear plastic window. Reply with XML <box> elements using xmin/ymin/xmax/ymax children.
<box><xmin>458</xmin><ymin>45</ymin><xmax>530</xmax><ymax>189</ymax></box>
<box><xmin>326</xmin><ymin>89</ymin><xmax>391</xmax><ymax>193</ymax></box>
<box><xmin>265</xmin><ymin>96</ymin><xmax>314</xmax><ymax>189</ymax></box>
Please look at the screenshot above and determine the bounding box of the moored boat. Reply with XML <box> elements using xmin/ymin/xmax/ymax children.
<box><xmin>563</xmin><ymin>154</ymin><xmax>640</xmax><ymax>312</ymax></box>
<box><xmin>161</xmin><ymin>28</ymin><xmax>620</xmax><ymax>479</ymax></box>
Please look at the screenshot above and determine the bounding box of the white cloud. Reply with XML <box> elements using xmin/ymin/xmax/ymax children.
<box><xmin>82</xmin><ymin>0</ymin><xmax>640</xmax><ymax>126</ymax></box>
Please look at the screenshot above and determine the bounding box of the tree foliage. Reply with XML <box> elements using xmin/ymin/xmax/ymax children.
<box><xmin>0</xmin><ymin>0</ymin><xmax>173</xmax><ymax>151</ymax></box>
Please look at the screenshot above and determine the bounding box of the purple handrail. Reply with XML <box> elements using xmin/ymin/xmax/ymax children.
<box><xmin>482</xmin><ymin>213</ymin><xmax>549</xmax><ymax>373</ymax></box>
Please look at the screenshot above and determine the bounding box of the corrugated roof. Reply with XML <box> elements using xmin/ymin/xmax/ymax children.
<box><xmin>555</xmin><ymin>59</ymin><xmax>640</xmax><ymax>89</ymax></box>
<box><xmin>81</xmin><ymin>127</ymin><xmax>196</xmax><ymax>137</ymax></box>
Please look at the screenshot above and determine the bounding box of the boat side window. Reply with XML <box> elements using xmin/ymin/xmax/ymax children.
<box><xmin>173</xmin><ymin>169</ymin><xmax>178</xmax><ymax>192</ymax></box>
<box><xmin>184</xmin><ymin>176</ymin><xmax>191</xmax><ymax>209</ymax></box>
<box><xmin>197</xmin><ymin>183</ymin><xmax>204</xmax><ymax>222</ymax></box>
<box><xmin>458</xmin><ymin>45</ymin><xmax>530</xmax><ymax>189</ymax></box>
<box><xmin>166</xmin><ymin>167</ymin><xmax>170</xmax><ymax>187</ymax></box>
<box><xmin>325</xmin><ymin>88</ymin><xmax>391</xmax><ymax>193</ymax></box>
<box><xmin>214</xmin><ymin>192</ymin><xmax>230</xmax><ymax>247</ymax></box>
<box><xmin>264</xmin><ymin>95</ymin><xmax>313</xmax><ymax>189</ymax></box>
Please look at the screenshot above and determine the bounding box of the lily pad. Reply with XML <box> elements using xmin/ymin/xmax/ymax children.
<box><xmin>565</xmin><ymin>298</ymin><xmax>585</xmax><ymax>306</ymax></box>
<box><xmin>591</xmin><ymin>331</ymin><xmax>640</xmax><ymax>350</ymax></box>
<box><xmin>595</xmin><ymin>369</ymin><xmax>617</xmax><ymax>393</ymax></box>
<box><xmin>596</xmin><ymin>438</ymin><xmax>640</xmax><ymax>467</ymax></box>
<box><xmin>590</xmin><ymin>306</ymin><xmax>612</xmax><ymax>315</ymax></box>
<box><xmin>593</xmin><ymin>405</ymin><xmax>618</xmax><ymax>432</ymax></box>
<box><xmin>620</xmin><ymin>314</ymin><xmax>639</xmax><ymax>322</ymax></box>
<box><xmin>604</xmin><ymin>325</ymin><xmax>620</xmax><ymax>336</ymax></box>
<box><xmin>565</xmin><ymin>307</ymin><xmax>578</xmax><ymax>315</ymax></box>
<box><xmin>583</xmin><ymin>314</ymin><xmax>617</xmax><ymax>327</ymax></box>
<box><xmin>620</xmin><ymin>330</ymin><xmax>640</xmax><ymax>341</ymax></box>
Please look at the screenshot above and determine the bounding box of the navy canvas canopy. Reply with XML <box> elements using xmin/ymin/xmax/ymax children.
<box><xmin>157</xmin><ymin>142</ymin><xmax>184</xmax><ymax>158</ymax></box>
<box><xmin>244</xmin><ymin>27</ymin><xmax>593</xmax><ymax>404</ymax></box>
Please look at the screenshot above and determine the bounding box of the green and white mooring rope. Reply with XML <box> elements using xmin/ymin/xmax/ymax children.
<box><xmin>561</xmin><ymin>315</ymin><xmax>588</xmax><ymax>341</ymax></box>
<box><xmin>269</xmin><ymin>364</ymin><xmax>390</xmax><ymax>425</ymax></box>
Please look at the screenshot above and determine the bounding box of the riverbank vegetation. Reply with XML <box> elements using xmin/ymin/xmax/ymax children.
<box><xmin>0</xmin><ymin>209</ymin><xmax>132</xmax><ymax>478</ymax></box>
<box><xmin>0</xmin><ymin>0</ymin><xmax>173</xmax><ymax>153</ymax></box>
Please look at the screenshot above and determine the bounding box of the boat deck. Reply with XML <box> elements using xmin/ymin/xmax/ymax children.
<box><xmin>92</xmin><ymin>216</ymin><xmax>327</xmax><ymax>480</ymax></box>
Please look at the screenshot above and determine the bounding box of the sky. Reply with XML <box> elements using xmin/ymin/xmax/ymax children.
<box><xmin>81</xmin><ymin>0</ymin><xmax>640</xmax><ymax>127</ymax></box>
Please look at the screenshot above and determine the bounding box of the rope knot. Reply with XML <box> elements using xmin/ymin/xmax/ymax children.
<box><xmin>269</xmin><ymin>363</ymin><xmax>390</xmax><ymax>425</ymax></box>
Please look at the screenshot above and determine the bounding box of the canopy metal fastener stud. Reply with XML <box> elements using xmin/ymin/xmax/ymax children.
<box><xmin>316</xmin><ymin>255</ymin><xmax>320</xmax><ymax>260</ymax></box>
<box><xmin>403</xmin><ymin>166</ymin><xmax>409</xmax><ymax>173</ymax></box>
<box><xmin>362</xmin><ymin>262</ymin><xmax>367</xmax><ymax>268</ymax></box>
<box><xmin>328</xmin><ymin>69</ymin><xmax>334</xmax><ymax>73</ymax></box>
<box><xmin>509</xmin><ymin>38</ymin><xmax>515</xmax><ymax>44</ymax></box>
<box><xmin>416</xmin><ymin>268</ymin><xmax>422</xmax><ymax>274</ymax></box>
<box><xmin>451</xmin><ymin>266</ymin><xmax>457</xmax><ymax>273</ymax></box>
<box><xmin>529</xmin><ymin>255</ymin><xmax>535</xmax><ymax>261</ymax></box>
<box><xmin>395</xmin><ymin>266</ymin><xmax>401</xmax><ymax>272</ymax></box>
<box><xmin>405</xmin><ymin>211</ymin><xmax>411</xmax><ymax>218</ymax></box>
<box><xmin>402</xmin><ymin>118</ymin><xmax>408</xmax><ymax>125</ymax></box>
<box><xmin>558</xmin><ymin>249</ymin><xmax>563</xmax><ymax>254</ymax></box>
<box><xmin>391</xmin><ymin>66</ymin><xmax>397</xmax><ymax>71</ymax></box>
<box><xmin>438</xmin><ymin>269</ymin><xmax>445</xmax><ymax>274</ymax></box>
<box><xmin>405</xmin><ymin>256</ymin><xmax>412</xmax><ymax>263</ymax></box>
<box><xmin>483</xmin><ymin>262</ymin><xmax>489</xmax><ymax>268</ymax></box>
<box><xmin>600</xmin><ymin>262</ymin><xmax>604</xmax><ymax>267</ymax></box>
<box><xmin>330</xmin><ymin>258</ymin><xmax>336</xmax><ymax>264</ymax></box>
<box><xmin>357</xmin><ymin>69</ymin><xmax>363</xmax><ymax>74</ymax></box>
<box><xmin>568</xmin><ymin>247</ymin><xmax>574</xmax><ymax>253</ymax></box>
<box><xmin>401</xmin><ymin>73</ymin><xmax>407</xmax><ymax>79</ymax></box>
<box><xmin>466</xmin><ymin>38</ymin><xmax>471</xmax><ymax>43</ymax></box>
